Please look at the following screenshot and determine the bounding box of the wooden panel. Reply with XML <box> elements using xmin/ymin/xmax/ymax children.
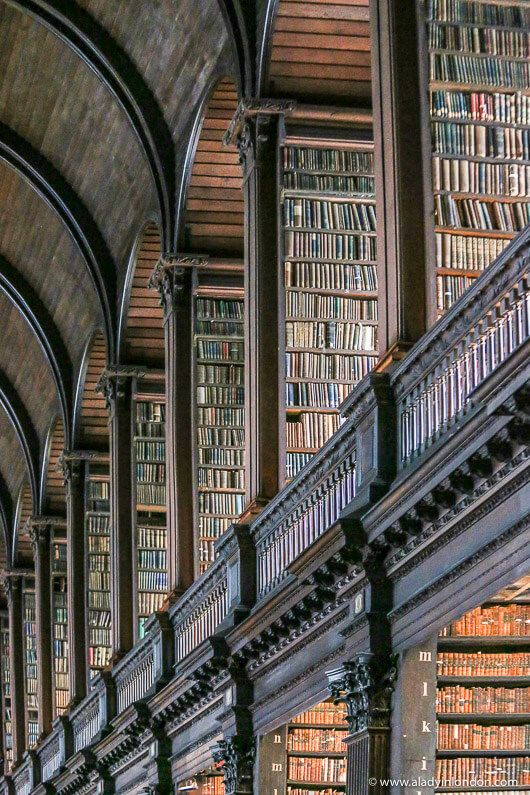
<box><xmin>43</xmin><ymin>419</ymin><xmax>66</xmax><ymax>516</ymax></box>
<box><xmin>78</xmin><ymin>332</ymin><xmax>109</xmax><ymax>450</ymax></box>
<box><xmin>183</xmin><ymin>78</ymin><xmax>244</xmax><ymax>256</ymax></box>
<box><xmin>268</xmin><ymin>0</ymin><xmax>372</xmax><ymax>103</ymax></box>
<box><xmin>15</xmin><ymin>483</ymin><xmax>33</xmax><ymax>567</ymax></box>
<box><xmin>123</xmin><ymin>223</ymin><xmax>164</xmax><ymax>366</ymax></box>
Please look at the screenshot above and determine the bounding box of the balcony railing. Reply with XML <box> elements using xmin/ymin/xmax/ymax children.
<box><xmin>71</xmin><ymin>687</ymin><xmax>103</xmax><ymax>753</ymax></box>
<box><xmin>38</xmin><ymin>730</ymin><xmax>61</xmax><ymax>783</ymax></box>
<box><xmin>113</xmin><ymin>613</ymin><xmax>171</xmax><ymax>713</ymax></box>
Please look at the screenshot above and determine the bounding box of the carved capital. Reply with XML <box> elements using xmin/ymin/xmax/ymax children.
<box><xmin>58</xmin><ymin>453</ymin><xmax>84</xmax><ymax>491</ymax></box>
<box><xmin>211</xmin><ymin>736</ymin><xmax>255</xmax><ymax>795</ymax></box>
<box><xmin>327</xmin><ymin>653</ymin><xmax>398</xmax><ymax>735</ymax></box>
<box><xmin>2</xmin><ymin>571</ymin><xmax>23</xmax><ymax>603</ymax></box>
<box><xmin>148</xmin><ymin>254</ymin><xmax>206</xmax><ymax>318</ymax></box>
<box><xmin>223</xmin><ymin>98</ymin><xmax>297</xmax><ymax>149</ymax></box>
<box><xmin>95</xmin><ymin>366</ymin><xmax>139</xmax><ymax>414</ymax></box>
<box><xmin>28</xmin><ymin>518</ymin><xmax>54</xmax><ymax>554</ymax></box>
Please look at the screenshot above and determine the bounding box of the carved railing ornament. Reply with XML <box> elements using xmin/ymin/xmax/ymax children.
<box><xmin>211</xmin><ymin>736</ymin><xmax>255</xmax><ymax>795</ymax></box>
<box><xmin>327</xmin><ymin>653</ymin><xmax>398</xmax><ymax>735</ymax></box>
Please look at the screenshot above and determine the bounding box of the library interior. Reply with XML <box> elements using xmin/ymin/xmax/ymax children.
<box><xmin>0</xmin><ymin>0</ymin><xmax>528</xmax><ymax>792</ymax></box>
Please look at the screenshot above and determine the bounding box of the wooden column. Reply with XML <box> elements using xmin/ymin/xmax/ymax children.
<box><xmin>327</xmin><ymin>653</ymin><xmax>398</xmax><ymax>795</ymax></box>
<box><xmin>225</xmin><ymin>99</ymin><xmax>295</xmax><ymax>509</ymax></box>
<box><xmin>97</xmin><ymin>369</ymin><xmax>135</xmax><ymax>659</ymax></box>
<box><xmin>60</xmin><ymin>454</ymin><xmax>87</xmax><ymax>704</ymax></box>
<box><xmin>369</xmin><ymin>0</ymin><xmax>433</xmax><ymax>363</ymax></box>
<box><xmin>4</xmin><ymin>573</ymin><xmax>25</xmax><ymax>765</ymax></box>
<box><xmin>149</xmin><ymin>258</ymin><xmax>197</xmax><ymax>595</ymax></box>
<box><xmin>29</xmin><ymin>519</ymin><xmax>54</xmax><ymax>739</ymax></box>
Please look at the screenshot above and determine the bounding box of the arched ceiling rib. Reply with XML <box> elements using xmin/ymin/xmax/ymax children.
<box><xmin>13</xmin><ymin>482</ymin><xmax>33</xmax><ymax>567</ymax></box>
<box><xmin>74</xmin><ymin>331</ymin><xmax>108</xmax><ymax>451</ymax></box>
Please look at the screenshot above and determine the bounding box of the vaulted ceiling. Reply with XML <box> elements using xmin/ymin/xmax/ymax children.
<box><xmin>0</xmin><ymin>0</ymin><xmax>374</xmax><ymax>566</ymax></box>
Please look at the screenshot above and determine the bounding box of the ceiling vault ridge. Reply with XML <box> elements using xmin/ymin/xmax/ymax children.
<box><xmin>0</xmin><ymin>254</ymin><xmax>73</xmax><ymax>446</ymax></box>
<box><xmin>0</xmin><ymin>121</ymin><xmax>117</xmax><ymax>359</ymax></box>
<box><xmin>0</xmin><ymin>369</ymin><xmax>40</xmax><ymax>512</ymax></box>
<box><xmin>3</xmin><ymin>0</ymin><xmax>176</xmax><ymax>251</ymax></box>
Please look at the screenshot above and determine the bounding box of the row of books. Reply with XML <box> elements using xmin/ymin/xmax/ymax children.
<box><xmin>89</xmin><ymin>553</ymin><xmax>110</xmax><ymax>571</ymax></box>
<box><xmin>287</xmin><ymin>790</ymin><xmax>344</xmax><ymax>795</ymax></box>
<box><xmin>428</xmin><ymin>23</ymin><xmax>530</xmax><ymax>58</ymax></box>
<box><xmin>197</xmin><ymin>364</ymin><xmax>243</xmax><ymax>385</ymax></box>
<box><xmin>138</xmin><ymin>549</ymin><xmax>167</xmax><ymax>569</ymax></box>
<box><xmin>88</xmin><ymin>645</ymin><xmax>111</xmax><ymax>669</ymax></box>
<box><xmin>288</xmin><ymin>728</ymin><xmax>348</xmax><ymax>753</ymax></box>
<box><xmin>138</xmin><ymin>591</ymin><xmax>166</xmax><ymax>616</ymax></box>
<box><xmin>286</xmin><ymin>321</ymin><xmax>377</xmax><ymax>352</ymax></box>
<box><xmin>136</xmin><ymin>462</ymin><xmax>166</xmax><ymax>482</ymax></box>
<box><xmin>88</xmin><ymin>591</ymin><xmax>110</xmax><ymax>610</ymax></box>
<box><xmin>437</xmin><ymin>275</ymin><xmax>477</xmax><ymax>311</ymax></box>
<box><xmin>86</xmin><ymin>514</ymin><xmax>110</xmax><ymax>534</ymax></box>
<box><xmin>288</xmin><ymin>757</ymin><xmax>346</xmax><ymax>784</ymax></box>
<box><xmin>198</xmin><ymin>407</ymin><xmax>244</xmax><ymax>427</ymax></box>
<box><xmin>89</xmin><ymin>628</ymin><xmax>111</xmax><ymax>646</ymax></box>
<box><xmin>430</xmin><ymin>53</ymin><xmax>530</xmax><ymax>90</ymax></box>
<box><xmin>438</xmin><ymin>723</ymin><xmax>530</xmax><ymax>750</ymax></box>
<box><xmin>432</xmin><ymin>121</ymin><xmax>530</xmax><ymax>160</ymax></box>
<box><xmin>197</xmin><ymin>427</ymin><xmax>245</xmax><ymax>446</ymax></box>
<box><xmin>135</xmin><ymin>421</ymin><xmax>165</xmax><ymax>438</ymax></box>
<box><xmin>285</xmin><ymin>352</ymin><xmax>377</xmax><ymax>381</ymax></box>
<box><xmin>283</xmin><ymin>198</ymin><xmax>376</xmax><ymax>233</ymax></box>
<box><xmin>286</xmin><ymin>293</ymin><xmax>378</xmax><ymax>321</ymax></box>
<box><xmin>437</xmin><ymin>653</ymin><xmax>530</xmax><ymax>676</ymax></box>
<box><xmin>283</xmin><ymin>146</ymin><xmax>373</xmax><ymax>174</ymax></box>
<box><xmin>198</xmin><ymin>467</ymin><xmax>244</xmax><ymax>489</ymax></box>
<box><xmin>437</xmin><ymin>685</ymin><xmax>530</xmax><ymax>713</ymax></box>
<box><xmin>137</xmin><ymin>526</ymin><xmax>166</xmax><ymax>549</ymax></box>
<box><xmin>88</xmin><ymin>535</ymin><xmax>109</xmax><ymax>553</ymax></box>
<box><xmin>195</xmin><ymin>319</ymin><xmax>242</xmax><ymax>336</ymax></box>
<box><xmin>138</xmin><ymin>571</ymin><xmax>168</xmax><ymax>592</ymax></box>
<box><xmin>198</xmin><ymin>516</ymin><xmax>232</xmax><ymax>537</ymax></box>
<box><xmin>136</xmin><ymin>484</ymin><xmax>166</xmax><ymax>505</ymax></box>
<box><xmin>53</xmin><ymin>640</ymin><xmax>68</xmax><ymax>658</ymax></box>
<box><xmin>291</xmin><ymin>703</ymin><xmax>347</xmax><ymax>725</ymax></box>
<box><xmin>287</xmin><ymin>413</ymin><xmax>341</xmax><ymax>450</ymax></box>
<box><xmin>196</xmin><ymin>339</ymin><xmax>243</xmax><ymax>361</ymax></box>
<box><xmin>441</xmin><ymin>604</ymin><xmax>530</xmax><ymax>636</ymax></box>
<box><xmin>55</xmin><ymin>688</ymin><xmax>69</xmax><ymax>707</ymax></box>
<box><xmin>433</xmin><ymin>158</ymin><xmax>530</xmax><ymax>197</ymax></box>
<box><xmin>198</xmin><ymin>539</ymin><xmax>217</xmax><ymax>566</ymax></box>
<box><xmin>431</xmin><ymin>89</ymin><xmax>530</xmax><ymax>125</ymax></box>
<box><xmin>286</xmin><ymin>381</ymin><xmax>350</xmax><ymax>410</ymax></box>
<box><xmin>197</xmin><ymin>385</ymin><xmax>244</xmax><ymax>405</ymax></box>
<box><xmin>53</xmin><ymin>607</ymin><xmax>67</xmax><ymax>624</ymax></box>
<box><xmin>135</xmin><ymin>440</ymin><xmax>165</xmax><ymax>461</ymax></box>
<box><xmin>285</xmin><ymin>231</ymin><xmax>376</xmax><ymax>261</ymax></box>
<box><xmin>198</xmin><ymin>492</ymin><xmax>245</xmax><ymax>515</ymax></box>
<box><xmin>199</xmin><ymin>447</ymin><xmax>244</xmax><ymax>467</ymax></box>
<box><xmin>88</xmin><ymin>609</ymin><xmax>111</xmax><ymax>627</ymax></box>
<box><xmin>287</xmin><ymin>452</ymin><xmax>314</xmax><ymax>480</ymax></box>
<box><xmin>427</xmin><ymin>1</ymin><xmax>530</xmax><ymax>27</ymax></box>
<box><xmin>285</xmin><ymin>262</ymin><xmax>378</xmax><ymax>292</ymax></box>
<box><xmin>88</xmin><ymin>481</ymin><xmax>109</xmax><ymax>500</ymax></box>
<box><xmin>53</xmin><ymin>656</ymin><xmax>68</xmax><ymax>673</ymax></box>
<box><xmin>88</xmin><ymin>571</ymin><xmax>110</xmax><ymax>590</ymax></box>
<box><xmin>284</xmin><ymin>172</ymin><xmax>374</xmax><ymax>195</ymax></box>
<box><xmin>435</xmin><ymin>758</ymin><xmax>530</xmax><ymax>785</ymax></box>
<box><xmin>435</xmin><ymin>195</ymin><xmax>530</xmax><ymax>231</ymax></box>
<box><xmin>196</xmin><ymin>298</ymin><xmax>244</xmax><ymax>320</ymax></box>
<box><xmin>136</xmin><ymin>401</ymin><xmax>165</xmax><ymax>422</ymax></box>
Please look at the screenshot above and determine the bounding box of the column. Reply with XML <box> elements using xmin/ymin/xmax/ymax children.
<box><xmin>4</xmin><ymin>573</ymin><xmax>25</xmax><ymax>765</ymax></box>
<box><xmin>225</xmin><ymin>99</ymin><xmax>295</xmax><ymax>509</ymax></box>
<box><xmin>96</xmin><ymin>369</ymin><xmax>135</xmax><ymax>659</ymax></box>
<box><xmin>327</xmin><ymin>653</ymin><xmax>398</xmax><ymax>795</ymax></box>
<box><xmin>149</xmin><ymin>258</ymin><xmax>196</xmax><ymax>595</ymax></box>
<box><xmin>60</xmin><ymin>453</ymin><xmax>87</xmax><ymax>704</ymax></box>
<box><xmin>369</xmin><ymin>0</ymin><xmax>433</xmax><ymax>362</ymax></box>
<box><xmin>29</xmin><ymin>519</ymin><xmax>54</xmax><ymax>739</ymax></box>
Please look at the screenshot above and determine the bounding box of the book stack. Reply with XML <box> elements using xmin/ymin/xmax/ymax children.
<box><xmin>86</xmin><ymin>468</ymin><xmax>111</xmax><ymax>681</ymax></box>
<box><xmin>426</xmin><ymin>0</ymin><xmax>530</xmax><ymax>313</ymax></box>
<box><xmin>0</xmin><ymin>617</ymin><xmax>13</xmax><ymax>772</ymax></box>
<box><xmin>287</xmin><ymin>699</ymin><xmax>347</xmax><ymax>794</ymax></box>
<box><xmin>282</xmin><ymin>143</ymin><xmax>378</xmax><ymax>479</ymax></box>
<box><xmin>23</xmin><ymin>581</ymin><xmax>38</xmax><ymax>748</ymax></box>
<box><xmin>195</xmin><ymin>296</ymin><xmax>245</xmax><ymax>573</ymax></box>
<box><xmin>52</xmin><ymin>539</ymin><xmax>69</xmax><ymax>716</ymax></box>
<box><xmin>437</xmin><ymin>587</ymin><xmax>530</xmax><ymax>792</ymax></box>
<box><xmin>134</xmin><ymin>397</ymin><xmax>167</xmax><ymax>637</ymax></box>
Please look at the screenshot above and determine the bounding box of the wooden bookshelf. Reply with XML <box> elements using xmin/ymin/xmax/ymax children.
<box><xmin>51</xmin><ymin>530</ymin><xmax>68</xmax><ymax>717</ymax></box>
<box><xmin>193</xmin><ymin>292</ymin><xmax>245</xmax><ymax>575</ymax></box>
<box><xmin>286</xmin><ymin>699</ymin><xmax>348</xmax><ymax>794</ymax></box>
<box><xmin>281</xmin><ymin>138</ymin><xmax>378</xmax><ymax>479</ymax></box>
<box><xmin>85</xmin><ymin>464</ymin><xmax>111</xmax><ymax>682</ymax></box>
<box><xmin>426</xmin><ymin>0</ymin><xmax>530</xmax><ymax>314</ymax></box>
<box><xmin>133</xmin><ymin>382</ymin><xmax>168</xmax><ymax>638</ymax></box>
<box><xmin>436</xmin><ymin>598</ymin><xmax>530</xmax><ymax>788</ymax></box>
<box><xmin>0</xmin><ymin>616</ymin><xmax>13</xmax><ymax>772</ymax></box>
<box><xmin>22</xmin><ymin>576</ymin><xmax>38</xmax><ymax>748</ymax></box>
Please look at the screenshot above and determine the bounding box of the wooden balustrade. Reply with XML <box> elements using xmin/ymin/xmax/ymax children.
<box><xmin>38</xmin><ymin>730</ymin><xmax>61</xmax><ymax>783</ymax></box>
<box><xmin>11</xmin><ymin>756</ymin><xmax>32</xmax><ymax>795</ymax></box>
<box><xmin>71</xmin><ymin>690</ymin><xmax>101</xmax><ymax>753</ymax></box>
<box><xmin>114</xmin><ymin>637</ymin><xmax>156</xmax><ymax>714</ymax></box>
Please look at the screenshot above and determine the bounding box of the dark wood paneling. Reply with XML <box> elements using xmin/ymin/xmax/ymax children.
<box><xmin>123</xmin><ymin>223</ymin><xmax>164</xmax><ymax>366</ymax></box>
<box><xmin>183</xmin><ymin>78</ymin><xmax>243</xmax><ymax>255</ymax></box>
<box><xmin>79</xmin><ymin>332</ymin><xmax>109</xmax><ymax>450</ymax></box>
<box><xmin>14</xmin><ymin>482</ymin><xmax>33</xmax><ymax>566</ymax></box>
<box><xmin>268</xmin><ymin>0</ymin><xmax>372</xmax><ymax>103</ymax></box>
<box><xmin>42</xmin><ymin>419</ymin><xmax>66</xmax><ymax>517</ymax></box>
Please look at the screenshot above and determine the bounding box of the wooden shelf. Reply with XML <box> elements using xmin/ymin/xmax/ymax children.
<box><xmin>283</xmin><ymin>188</ymin><xmax>375</xmax><ymax>201</ymax></box>
<box><xmin>431</xmin><ymin>48</ymin><xmax>529</xmax><ymax>65</ymax></box>
<box><xmin>432</xmin><ymin>152</ymin><xmax>530</xmax><ymax>166</ymax></box>
<box><xmin>437</xmin><ymin>714</ymin><xmax>530</xmax><ymax>724</ymax></box>
<box><xmin>287</xmin><ymin>751</ymin><xmax>346</xmax><ymax>758</ymax></box>
<box><xmin>437</xmin><ymin>267</ymin><xmax>482</xmax><ymax>277</ymax></box>
<box><xmin>435</xmin><ymin>190</ymin><xmax>530</xmax><ymax>203</ymax></box>
<box><xmin>287</xmin><ymin>781</ymin><xmax>346</xmax><ymax>789</ymax></box>
<box><xmin>136</xmin><ymin>504</ymin><xmax>166</xmax><ymax>513</ymax></box>
<box><xmin>286</xmin><ymin>346</ymin><xmax>377</xmax><ymax>356</ymax></box>
<box><xmin>284</xmin><ymin>226</ymin><xmax>376</xmax><ymax>235</ymax></box>
<box><xmin>285</xmin><ymin>286</ymin><xmax>377</xmax><ymax>299</ymax></box>
<box><xmin>438</xmin><ymin>677</ymin><xmax>530</xmax><ymax>686</ymax></box>
<box><xmin>434</xmin><ymin>226</ymin><xmax>516</xmax><ymax>239</ymax></box>
<box><xmin>430</xmin><ymin>80</ymin><xmax>530</xmax><ymax>98</ymax></box>
<box><xmin>438</xmin><ymin>637</ymin><xmax>530</xmax><ymax>648</ymax></box>
<box><xmin>437</xmin><ymin>749</ymin><xmax>530</xmax><ymax>758</ymax></box>
<box><xmin>430</xmin><ymin>115</ymin><xmax>530</xmax><ymax>132</ymax></box>
<box><xmin>285</xmin><ymin>257</ymin><xmax>378</xmax><ymax>266</ymax></box>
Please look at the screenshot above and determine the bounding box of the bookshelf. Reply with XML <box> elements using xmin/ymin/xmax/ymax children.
<box><xmin>286</xmin><ymin>699</ymin><xmax>348</xmax><ymax>794</ymax></box>
<box><xmin>436</xmin><ymin>595</ymin><xmax>530</xmax><ymax>791</ymax></box>
<box><xmin>51</xmin><ymin>531</ymin><xmax>68</xmax><ymax>717</ymax></box>
<box><xmin>133</xmin><ymin>384</ymin><xmax>168</xmax><ymax>638</ymax></box>
<box><xmin>85</xmin><ymin>463</ymin><xmax>111</xmax><ymax>682</ymax></box>
<box><xmin>280</xmin><ymin>140</ymin><xmax>378</xmax><ymax>479</ymax></box>
<box><xmin>426</xmin><ymin>0</ymin><xmax>530</xmax><ymax>314</ymax></box>
<box><xmin>176</xmin><ymin>771</ymin><xmax>224</xmax><ymax>793</ymax></box>
<box><xmin>0</xmin><ymin>617</ymin><xmax>13</xmax><ymax>772</ymax></box>
<box><xmin>22</xmin><ymin>577</ymin><xmax>38</xmax><ymax>748</ymax></box>
<box><xmin>193</xmin><ymin>293</ymin><xmax>245</xmax><ymax>574</ymax></box>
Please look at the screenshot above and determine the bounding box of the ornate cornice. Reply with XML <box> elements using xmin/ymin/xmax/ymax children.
<box><xmin>211</xmin><ymin>736</ymin><xmax>255</xmax><ymax>795</ymax></box>
<box><xmin>95</xmin><ymin>366</ymin><xmax>140</xmax><ymax>412</ymax></box>
<box><xmin>148</xmin><ymin>253</ymin><xmax>207</xmax><ymax>318</ymax></box>
<box><xmin>223</xmin><ymin>98</ymin><xmax>297</xmax><ymax>147</ymax></box>
<box><xmin>327</xmin><ymin>653</ymin><xmax>398</xmax><ymax>734</ymax></box>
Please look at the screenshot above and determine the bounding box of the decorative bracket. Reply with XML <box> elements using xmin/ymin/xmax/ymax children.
<box><xmin>211</xmin><ymin>736</ymin><xmax>255</xmax><ymax>795</ymax></box>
